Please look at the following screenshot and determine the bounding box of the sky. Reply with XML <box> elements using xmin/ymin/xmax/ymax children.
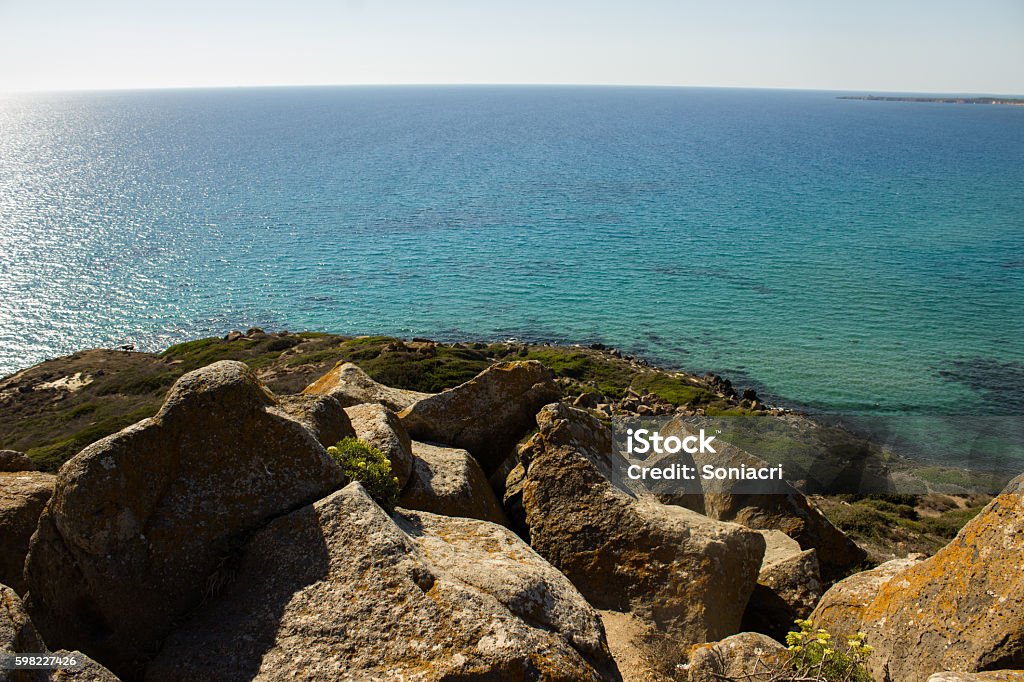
<box><xmin>1</xmin><ymin>0</ymin><xmax>1022</xmax><ymax>94</ymax></box>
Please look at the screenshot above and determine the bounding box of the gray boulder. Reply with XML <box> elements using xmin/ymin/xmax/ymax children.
<box><xmin>686</xmin><ymin>632</ymin><xmax>787</xmax><ymax>682</ymax></box>
<box><xmin>399</xmin><ymin>441</ymin><xmax>508</xmax><ymax>525</ymax></box>
<box><xmin>399</xmin><ymin>361</ymin><xmax>561</xmax><ymax>475</ymax></box>
<box><xmin>518</xmin><ymin>403</ymin><xmax>764</xmax><ymax>660</ymax></box>
<box><xmin>273</xmin><ymin>393</ymin><xmax>354</xmax><ymax>447</ymax></box>
<box><xmin>145</xmin><ymin>483</ymin><xmax>621</xmax><ymax>681</ymax></box>
<box><xmin>0</xmin><ymin>473</ymin><xmax>55</xmax><ymax>594</ymax></box>
<box><xmin>0</xmin><ymin>452</ymin><xmax>37</xmax><ymax>473</ymax></box>
<box><xmin>303</xmin><ymin>361</ymin><xmax>430</xmax><ymax>412</ymax></box>
<box><xmin>343</xmin><ymin>403</ymin><xmax>414</xmax><ymax>488</ymax></box>
<box><xmin>24</xmin><ymin>361</ymin><xmax>346</xmax><ymax>679</ymax></box>
<box><xmin>743</xmin><ymin>530</ymin><xmax>823</xmax><ymax>641</ymax></box>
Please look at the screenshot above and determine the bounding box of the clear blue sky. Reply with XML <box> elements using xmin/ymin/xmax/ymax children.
<box><xmin>1</xmin><ymin>0</ymin><xmax>1022</xmax><ymax>94</ymax></box>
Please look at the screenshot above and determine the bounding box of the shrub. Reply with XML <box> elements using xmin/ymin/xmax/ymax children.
<box><xmin>779</xmin><ymin>619</ymin><xmax>873</xmax><ymax>682</ymax></box>
<box><xmin>327</xmin><ymin>437</ymin><xmax>401</xmax><ymax>510</ymax></box>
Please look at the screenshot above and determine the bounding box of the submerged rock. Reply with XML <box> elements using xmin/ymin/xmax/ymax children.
<box><xmin>518</xmin><ymin>403</ymin><xmax>764</xmax><ymax>656</ymax></box>
<box><xmin>146</xmin><ymin>483</ymin><xmax>620</xmax><ymax>681</ymax></box>
<box><xmin>24</xmin><ymin>361</ymin><xmax>346</xmax><ymax>678</ymax></box>
<box><xmin>0</xmin><ymin>472</ymin><xmax>55</xmax><ymax>594</ymax></box>
<box><xmin>398</xmin><ymin>441</ymin><xmax>507</xmax><ymax>525</ymax></box>
<box><xmin>399</xmin><ymin>361</ymin><xmax>561</xmax><ymax>475</ymax></box>
<box><xmin>303</xmin><ymin>361</ymin><xmax>430</xmax><ymax>412</ymax></box>
<box><xmin>343</xmin><ymin>403</ymin><xmax>414</xmax><ymax>488</ymax></box>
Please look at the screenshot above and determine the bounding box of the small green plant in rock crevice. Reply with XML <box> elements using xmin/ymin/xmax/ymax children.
<box><xmin>777</xmin><ymin>620</ymin><xmax>874</xmax><ymax>682</ymax></box>
<box><xmin>327</xmin><ymin>437</ymin><xmax>401</xmax><ymax>510</ymax></box>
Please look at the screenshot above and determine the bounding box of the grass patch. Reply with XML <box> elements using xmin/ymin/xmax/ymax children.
<box><xmin>630</xmin><ymin>373</ymin><xmax>715</xmax><ymax>406</ymax></box>
<box><xmin>26</xmin><ymin>405</ymin><xmax>158</xmax><ymax>470</ymax></box>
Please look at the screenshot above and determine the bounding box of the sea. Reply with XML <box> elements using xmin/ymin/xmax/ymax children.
<box><xmin>1</xmin><ymin>85</ymin><xmax>1022</xmax><ymax>419</ymax></box>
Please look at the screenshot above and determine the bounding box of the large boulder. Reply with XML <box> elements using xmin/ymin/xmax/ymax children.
<box><xmin>809</xmin><ymin>556</ymin><xmax>923</xmax><ymax>642</ymax></box>
<box><xmin>24</xmin><ymin>361</ymin><xmax>346</xmax><ymax>678</ymax></box>
<box><xmin>0</xmin><ymin>472</ymin><xmax>55</xmax><ymax>594</ymax></box>
<box><xmin>742</xmin><ymin>531</ymin><xmax>823</xmax><ymax>641</ymax></box>
<box><xmin>399</xmin><ymin>361</ymin><xmax>561</xmax><ymax>475</ymax></box>
<box><xmin>343</xmin><ymin>403</ymin><xmax>414</xmax><ymax>488</ymax></box>
<box><xmin>146</xmin><ymin>483</ymin><xmax>621</xmax><ymax>681</ymax></box>
<box><xmin>273</xmin><ymin>393</ymin><xmax>354</xmax><ymax>447</ymax></box>
<box><xmin>655</xmin><ymin>418</ymin><xmax>866</xmax><ymax>581</ymax></box>
<box><xmin>0</xmin><ymin>451</ymin><xmax>38</xmax><ymax>473</ymax></box>
<box><xmin>399</xmin><ymin>441</ymin><xmax>508</xmax><ymax>525</ymax></box>
<box><xmin>518</xmin><ymin>403</ymin><xmax>765</xmax><ymax>656</ymax></box>
<box><xmin>686</xmin><ymin>632</ymin><xmax>787</xmax><ymax>682</ymax></box>
<box><xmin>303</xmin><ymin>362</ymin><xmax>430</xmax><ymax>412</ymax></box>
<box><xmin>855</xmin><ymin>474</ymin><xmax>1024</xmax><ymax>681</ymax></box>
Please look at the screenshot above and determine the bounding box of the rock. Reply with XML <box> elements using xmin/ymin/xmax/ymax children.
<box><xmin>46</xmin><ymin>652</ymin><xmax>122</xmax><ymax>681</ymax></box>
<box><xmin>146</xmin><ymin>483</ymin><xmax>621</xmax><ymax>681</ymax></box>
<box><xmin>398</xmin><ymin>441</ymin><xmax>508</xmax><ymax>525</ymax></box>
<box><xmin>343</xmin><ymin>403</ymin><xmax>414</xmax><ymax>488</ymax></box>
<box><xmin>809</xmin><ymin>556</ymin><xmax>923</xmax><ymax>643</ymax></box>
<box><xmin>2</xmin><ymin>583</ymin><xmax>46</xmax><ymax>657</ymax></box>
<box><xmin>927</xmin><ymin>673</ymin><xmax>1024</xmax><ymax>682</ymax></box>
<box><xmin>518</xmin><ymin>403</ymin><xmax>765</xmax><ymax>656</ymax></box>
<box><xmin>3</xmin><ymin>584</ymin><xmax>121</xmax><ymax>682</ymax></box>
<box><xmin>856</xmin><ymin>474</ymin><xmax>1024</xmax><ymax>681</ymax></box>
<box><xmin>0</xmin><ymin>472</ymin><xmax>55</xmax><ymax>594</ymax></box>
<box><xmin>742</xmin><ymin>531</ymin><xmax>823</xmax><ymax>641</ymax></box>
<box><xmin>303</xmin><ymin>362</ymin><xmax>430</xmax><ymax>412</ymax></box>
<box><xmin>686</xmin><ymin>632</ymin><xmax>787</xmax><ymax>682</ymax></box>
<box><xmin>0</xmin><ymin>452</ymin><xmax>37</xmax><ymax>473</ymax></box>
<box><xmin>503</xmin><ymin>462</ymin><xmax>529</xmax><ymax>535</ymax></box>
<box><xmin>24</xmin><ymin>361</ymin><xmax>346</xmax><ymax>678</ymax></box>
<box><xmin>273</xmin><ymin>393</ymin><xmax>354</xmax><ymax>447</ymax></box>
<box><xmin>658</xmin><ymin>417</ymin><xmax>865</xmax><ymax>580</ymax></box>
<box><xmin>572</xmin><ymin>391</ymin><xmax>602</xmax><ymax>409</ymax></box>
<box><xmin>399</xmin><ymin>361</ymin><xmax>561</xmax><ymax>475</ymax></box>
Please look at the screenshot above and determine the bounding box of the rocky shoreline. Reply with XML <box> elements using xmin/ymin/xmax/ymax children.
<box><xmin>2</xmin><ymin>332</ymin><xmax>1022</xmax><ymax>681</ymax></box>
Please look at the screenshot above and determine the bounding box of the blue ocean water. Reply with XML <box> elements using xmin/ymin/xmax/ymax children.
<box><xmin>0</xmin><ymin>86</ymin><xmax>1021</xmax><ymax>415</ymax></box>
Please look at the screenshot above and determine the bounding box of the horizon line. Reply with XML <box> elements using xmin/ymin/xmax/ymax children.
<box><xmin>3</xmin><ymin>82</ymin><xmax>1024</xmax><ymax>98</ymax></box>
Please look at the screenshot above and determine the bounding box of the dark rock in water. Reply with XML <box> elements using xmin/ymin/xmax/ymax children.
<box><xmin>399</xmin><ymin>361</ymin><xmax>561</xmax><ymax>475</ymax></box>
<box><xmin>517</xmin><ymin>403</ymin><xmax>764</xmax><ymax>656</ymax></box>
<box><xmin>24</xmin><ymin>361</ymin><xmax>346</xmax><ymax>679</ymax></box>
<box><xmin>0</xmin><ymin>451</ymin><xmax>38</xmax><ymax>473</ymax></box>
<box><xmin>0</xmin><ymin>471</ymin><xmax>55</xmax><ymax>595</ymax></box>
<box><xmin>343</xmin><ymin>403</ymin><xmax>414</xmax><ymax>488</ymax></box>
<box><xmin>399</xmin><ymin>441</ymin><xmax>507</xmax><ymax>525</ymax></box>
<box><xmin>303</xmin><ymin>362</ymin><xmax>431</xmax><ymax>412</ymax></box>
<box><xmin>145</xmin><ymin>483</ymin><xmax>620</xmax><ymax>681</ymax></box>
<box><xmin>687</xmin><ymin>632</ymin><xmax>787</xmax><ymax>682</ymax></box>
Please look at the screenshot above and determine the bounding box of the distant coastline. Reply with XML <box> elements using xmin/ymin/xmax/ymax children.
<box><xmin>839</xmin><ymin>94</ymin><xmax>1024</xmax><ymax>106</ymax></box>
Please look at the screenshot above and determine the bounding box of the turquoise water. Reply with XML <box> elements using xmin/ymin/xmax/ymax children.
<box><xmin>1</xmin><ymin>86</ymin><xmax>1022</xmax><ymax>415</ymax></box>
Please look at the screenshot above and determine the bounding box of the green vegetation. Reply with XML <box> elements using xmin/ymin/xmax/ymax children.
<box><xmin>779</xmin><ymin>620</ymin><xmax>873</xmax><ymax>682</ymax></box>
<box><xmin>630</xmin><ymin>373</ymin><xmax>714</xmax><ymax>406</ymax></box>
<box><xmin>819</xmin><ymin>494</ymin><xmax>989</xmax><ymax>558</ymax></box>
<box><xmin>327</xmin><ymin>437</ymin><xmax>400</xmax><ymax>510</ymax></box>
<box><xmin>502</xmin><ymin>347</ymin><xmax>635</xmax><ymax>398</ymax></box>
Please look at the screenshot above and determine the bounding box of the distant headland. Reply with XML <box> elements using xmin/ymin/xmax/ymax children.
<box><xmin>839</xmin><ymin>94</ymin><xmax>1024</xmax><ymax>106</ymax></box>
